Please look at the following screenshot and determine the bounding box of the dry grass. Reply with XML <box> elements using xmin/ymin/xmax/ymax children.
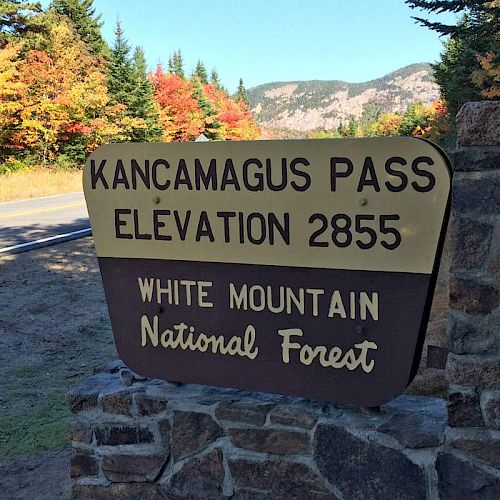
<box><xmin>0</xmin><ymin>168</ymin><xmax>83</xmax><ymax>202</ymax></box>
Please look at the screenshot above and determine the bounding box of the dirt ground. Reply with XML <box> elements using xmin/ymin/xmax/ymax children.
<box><xmin>0</xmin><ymin>236</ymin><xmax>450</xmax><ymax>499</ymax></box>
<box><xmin>0</xmin><ymin>238</ymin><xmax>116</xmax><ymax>499</ymax></box>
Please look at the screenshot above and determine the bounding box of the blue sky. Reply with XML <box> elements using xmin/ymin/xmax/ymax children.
<box><xmin>41</xmin><ymin>1</ymin><xmax>457</xmax><ymax>92</ymax></box>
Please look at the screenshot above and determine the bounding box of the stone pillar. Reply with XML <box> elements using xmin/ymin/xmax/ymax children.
<box><xmin>446</xmin><ymin>101</ymin><xmax>500</xmax><ymax>429</ymax></box>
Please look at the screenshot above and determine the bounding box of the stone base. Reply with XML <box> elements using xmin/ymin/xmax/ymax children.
<box><xmin>68</xmin><ymin>362</ymin><xmax>500</xmax><ymax>499</ymax></box>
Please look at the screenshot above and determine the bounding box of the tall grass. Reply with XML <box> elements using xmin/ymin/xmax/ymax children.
<box><xmin>0</xmin><ymin>167</ymin><xmax>83</xmax><ymax>202</ymax></box>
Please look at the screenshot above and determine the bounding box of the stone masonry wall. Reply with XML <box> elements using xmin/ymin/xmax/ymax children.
<box><xmin>68</xmin><ymin>101</ymin><xmax>500</xmax><ymax>499</ymax></box>
<box><xmin>447</xmin><ymin>102</ymin><xmax>500</xmax><ymax>432</ymax></box>
<box><xmin>67</xmin><ymin>361</ymin><xmax>500</xmax><ymax>499</ymax></box>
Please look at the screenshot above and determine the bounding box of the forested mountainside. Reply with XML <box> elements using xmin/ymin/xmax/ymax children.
<box><xmin>247</xmin><ymin>63</ymin><xmax>440</xmax><ymax>131</ymax></box>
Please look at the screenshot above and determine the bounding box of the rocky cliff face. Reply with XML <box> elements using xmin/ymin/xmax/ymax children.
<box><xmin>248</xmin><ymin>63</ymin><xmax>440</xmax><ymax>132</ymax></box>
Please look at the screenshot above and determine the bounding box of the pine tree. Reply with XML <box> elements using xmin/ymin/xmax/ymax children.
<box><xmin>347</xmin><ymin>118</ymin><xmax>358</xmax><ymax>137</ymax></box>
<box><xmin>191</xmin><ymin>78</ymin><xmax>220</xmax><ymax>139</ymax></box>
<box><xmin>398</xmin><ymin>103</ymin><xmax>431</xmax><ymax>136</ymax></box>
<box><xmin>50</xmin><ymin>0</ymin><xmax>107</xmax><ymax>56</ymax></box>
<box><xmin>0</xmin><ymin>0</ymin><xmax>42</xmax><ymax>47</ymax></box>
<box><xmin>108</xmin><ymin>19</ymin><xmax>134</xmax><ymax>107</ymax></box>
<box><xmin>169</xmin><ymin>49</ymin><xmax>184</xmax><ymax>78</ymax></box>
<box><xmin>192</xmin><ymin>59</ymin><xmax>208</xmax><ymax>84</ymax></box>
<box><xmin>361</xmin><ymin>101</ymin><xmax>381</xmax><ymax>124</ymax></box>
<box><xmin>405</xmin><ymin>1</ymin><xmax>499</xmax><ymax>38</ymax></box>
<box><xmin>406</xmin><ymin>1</ymin><xmax>499</xmax><ymax>122</ymax></box>
<box><xmin>234</xmin><ymin>77</ymin><xmax>249</xmax><ymax>106</ymax></box>
<box><xmin>433</xmin><ymin>23</ymin><xmax>493</xmax><ymax>119</ymax></box>
<box><xmin>129</xmin><ymin>46</ymin><xmax>162</xmax><ymax>142</ymax></box>
<box><xmin>210</xmin><ymin>68</ymin><xmax>222</xmax><ymax>90</ymax></box>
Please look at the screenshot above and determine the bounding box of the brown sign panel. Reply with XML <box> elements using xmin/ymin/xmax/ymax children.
<box><xmin>83</xmin><ymin>138</ymin><xmax>451</xmax><ymax>407</ymax></box>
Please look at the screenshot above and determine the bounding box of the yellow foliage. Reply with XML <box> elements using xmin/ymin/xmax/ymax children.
<box><xmin>0</xmin><ymin>43</ymin><xmax>25</xmax><ymax>150</ymax></box>
<box><xmin>472</xmin><ymin>52</ymin><xmax>500</xmax><ymax>98</ymax></box>
<box><xmin>5</xmin><ymin>20</ymin><xmax>117</xmax><ymax>160</ymax></box>
<box><xmin>373</xmin><ymin>113</ymin><xmax>403</xmax><ymax>136</ymax></box>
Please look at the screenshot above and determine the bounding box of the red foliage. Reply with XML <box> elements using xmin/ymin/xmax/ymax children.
<box><xmin>150</xmin><ymin>66</ymin><xmax>203</xmax><ymax>141</ymax></box>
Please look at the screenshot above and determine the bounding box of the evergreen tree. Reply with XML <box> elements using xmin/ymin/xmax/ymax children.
<box><xmin>347</xmin><ymin>118</ymin><xmax>358</xmax><ymax>137</ymax></box>
<box><xmin>192</xmin><ymin>79</ymin><xmax>220</xmax><ymax>139</ymax></box>
<box><xmin>433</xmin><ymin>27</ymin><xmax>486</xmax><ymax>119</ymax></box>
<box><xmin>361</xmin><ymin>101</ymin><xmax>381</xmax><ymax>124</ymax></box>
<box><xmin>405</xmin><ymin>1</ymin><xmax>499</xmax><ymax>38</ymax></box>
<box><xmin>406</xmin><ymin>1</ymin><xmax>499</xmax><ymax>122</ymax></box>
<box><xmin>192</xmin><ymin>59</ymin><xmax>208</xmax><ymax>84</ymax></box>
<box><xmin>50</xmin><ymin>0</ymin><xmax>108</xmax><ymax>56</ymax></box>
<box><xmin>398</xmin><ymin>103</ymin><xmax>431</xmax><ymax>136</ymax></box>
<box><xmin>210</xmin><ymin>68</ymin><xmax>222</xmax><ymax>90</ymax></box>
<box><xmin>108</xmin><ymin>19</ymin><xmax>134</xmax><ymax>107</ymax></box>
<box><xmin>169</xmin><ymin>49</ymin><xmax>184</xmax><ymax>78</ymax></box>
<box><xmin>0</xmin><ymin>0</ymin><xmax>42</xmax><ymax>47</ymax></box>
<box><xmin>129</xmin><ymin>46</ymin><xmax>162</xmax><ymax>142</ymax></box>
<box><xmin>234</xmin><ymin>77</ymin><xmax>249</xmax><ymax>106</ymax></box>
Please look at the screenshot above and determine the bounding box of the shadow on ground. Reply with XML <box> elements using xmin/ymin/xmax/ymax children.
<box><xmin>1</xmin><ymin>217</ymin><xmax>90</xmax><ymax>249</ymax></box>
<box><xmin>0</xmin><ymin>221</ymin><xmax>451</xmax><ymax>499</ymax></box>
<box><xmin>0</xmin><ymin>226</ymin><xmax>117</xmax><ymax>499</ymax></box>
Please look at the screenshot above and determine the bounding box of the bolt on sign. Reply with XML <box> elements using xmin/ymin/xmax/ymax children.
<box><xmin>84</xmin><ymin>138</ymin><xmax>451</xmax><ymax>407</ymax></box>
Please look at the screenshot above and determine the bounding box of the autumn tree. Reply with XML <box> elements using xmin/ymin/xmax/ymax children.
<box><xmin>151</xmin><ymin>65</ymin><xmax>204</xmax><ymax>141</ymax></box>
<box><xmin>0</xmin><ymin>42</ymin><xmax>24</xmax><ymax>155</ymax></box>
<box><xmin>204</xmin><ymin>82</ymin><xmax>260</xmax><ymax>140</ymax></box>
<box><xmin>0</xmin><ymin>0</ymin><xmax>42</xmax><ymax>47</ymax></box>
<box><xmin>397</xmin><ymin>103</ymin><xmax>430</xmax><ymax>136</ymax></box>
<box><xmin>421</xmin><ymin>99</ymin><xmax>450</xmax><ymax>142</ymax></box>
<box><xmin>12</xmin><ymin>20</ymin><xmax>112</xmax><ymax>161</ymax></box>
<box><xmin>367</xmin><ymin>101</ymin><xmax>448</xmax><ymax>142</ymax></box>
<box><xmin>372</xmin><ymin>112</ymin><xmax>403</xmax><ymax>136</ymax></box>
<box><xmin>472</xmin><ymin>51</ymin><xmax>500</xmax><ymax>97</ymax></box>
<box><xmin>50</xmin><ymin>0</ymin><xmax>107</xmax><ymax>57</ymax></box>
<box><xmin>0</xmin><ymin>1</ymin><xmax>261</xmax><ymax>165</ymax></box>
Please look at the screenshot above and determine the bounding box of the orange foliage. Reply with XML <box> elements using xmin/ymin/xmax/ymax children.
<box><xmin>150</xmin><ymin>67</ymin><xmax>204</xmax><ymax>142</ymax></box>
<box><xmin>373</xmin><ymin>113</ymin><xmax>403</xmax><ymax>136</ymax></box>
<box><xmin>412</xmin><ymin>100</ymin><xmax>449</xmax><ymax>142</ymax></box>
<box><xmin>150</xmin><ymin>67</ymin><xmax>260</xmax><ymax>142</ymax></box>
<box><xmin>1</xmin><ymin>26</ymin><xmax>261</xmax><ymax>162</ymax></box>
<box><xmin>204</xmin><ymin>83</ymin><xmax>260</xmax><ymax>140</ymax></box>
<box><xmin>472</xmin><ymin>52</ymin><xmax>500</xmax><ymax>98</ymax></box>
<box><xmin>9</xmin><ymin>22</ymin><xmax>112</xmax><ymax>159</ymax></box>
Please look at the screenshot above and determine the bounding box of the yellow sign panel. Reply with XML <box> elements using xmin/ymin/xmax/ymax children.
<box><xmin>84</xmin><ymin>137</ymin><xmax>450</xmax><ymax>274</ymax></box>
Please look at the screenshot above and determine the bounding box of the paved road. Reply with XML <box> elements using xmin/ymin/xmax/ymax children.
<box><xmin>0</xmin><ymin>192</ymin><xmax>90</xmax><ymax>254</ymax></box>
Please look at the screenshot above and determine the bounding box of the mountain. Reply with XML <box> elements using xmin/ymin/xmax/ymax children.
<box><xmin>247</xmin><ymin>63</ymin><xmax>440</xmax><ymax>132</ymax></box>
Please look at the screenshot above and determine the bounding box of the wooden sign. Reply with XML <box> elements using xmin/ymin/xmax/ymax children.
<box><xmin>83</xmin><ymin>138</ymin><xmax>451</xmax><ymax>406</ymax></box>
